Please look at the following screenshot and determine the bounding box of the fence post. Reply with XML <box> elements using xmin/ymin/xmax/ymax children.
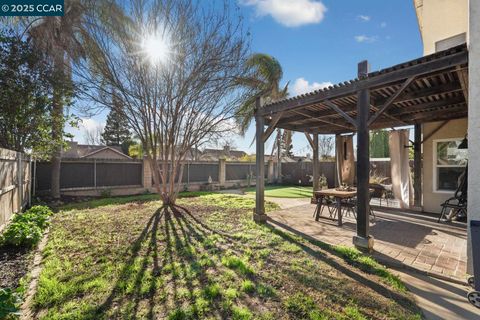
<box><xmin>267</xmin><ymin>159</ymin><xmax>274</xmax><ymax>183</ymax></box>
<box><xmin>93</xmin><ymin>159</ymin><xmax>97</xmax><ymax>189</ymax></box>
<box><xmin>218</xmin><ymin>158</ymin><xmax>226</xmax><ymax>186</ymax></box>
<box><xmin>16</xmin><ymin>152</ymin><xmax>23</xmax><ymax>212</ymax></box>
<box><xmin>27</xmin><ymin>157</ymin><xmax>32</xmax><ymax>207</ymax></box>
<box><xmin>187</xmin><ymin>162</ymin><xmax>190</xmax><ymax>188</ymax></box>
<box><xmin>143</xmin><ymin>157</ymin><xmax>152</xmax><ymax>190</ymax></box>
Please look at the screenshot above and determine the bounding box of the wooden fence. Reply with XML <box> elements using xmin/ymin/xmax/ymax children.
<box><xmin>0</xmin><ymin>148</ymin><xmax>31</xmax><ymax>230</ymax></box>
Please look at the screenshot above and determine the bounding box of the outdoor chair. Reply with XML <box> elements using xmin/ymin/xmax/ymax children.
<box><xmin>369</xmin><ymin>183</ymin><xmax>394</xmax><ymax>207</ymax></box>
<box><xmin>339</xmin><ymin>194</ymin><xmax>376</xmax><ymax>222</ymax></box>
<box><xmin>313</xmin><ymin>195</ymin><xmax>336</xmax><ymax>218</ymax></box>
<box><xmin>438</xmin><ymin>165</ymin><xmax>468</xmax><ymax>222</ymax></box>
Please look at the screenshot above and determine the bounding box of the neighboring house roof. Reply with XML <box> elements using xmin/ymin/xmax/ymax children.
<box><xmin>62</xmin><ymin>142</ymin><xmax>131</xmax><ymax>159</ymax></box>
<box><xmin>201</xmin><ymin>147</ymin><xmax>247</xmax><ymax>160</ymax></box>
<box><xmin>81</xmin><ymin>146</ymin><xmax>132</xmax><ymax>159</ymax></box>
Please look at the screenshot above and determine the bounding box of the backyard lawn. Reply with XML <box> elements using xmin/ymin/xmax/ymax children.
<box><xmin>245</xmin><ymin>185</ymin><xmax>312</xmax><ymax>198</ymax></box>
<box><xmin>31</xmin><ymin>194</ymin><xmax>421</xmax><ymax>319</ymax></box>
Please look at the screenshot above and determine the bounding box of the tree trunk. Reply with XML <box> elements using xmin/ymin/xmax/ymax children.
<box><xmin>50</xmin><ymin>50</ymin><xmax>66</xmax><ymax>199</ymax></box>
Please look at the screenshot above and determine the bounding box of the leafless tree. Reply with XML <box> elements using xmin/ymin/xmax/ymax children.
<box><xmin>75</xmin><ymin>0</ymin><xmax>249</xmax><ymax>205</ymax></box>
<box><xmin>319</xmin><ymin>135</ymin><xmax>334</xmax><ymax>159</ymax></box>
<box><xmin>83</xmin><ymin>124</ymin><xmax>104</xmax><ymax>145</ymax></box>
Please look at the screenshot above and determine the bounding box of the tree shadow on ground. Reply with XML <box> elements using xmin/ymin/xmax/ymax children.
<box><xmin>266</xmin><ymin>217</ymin><xmax>419</xmax><ymax>311</ymax></box>
<box><xmin>44</xmin><ymin>201</ymin><xmax>421</xmax><ymax>319</ymax></box>
<box><xmin>92</xmin><ymin>204</ymin><xmax>268</xmax><ymax>319</ymax></box>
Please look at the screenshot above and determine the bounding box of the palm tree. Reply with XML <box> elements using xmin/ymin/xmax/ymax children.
<box><xmin>236</xmin><ymin>53</ymin><xmax>291</xmax><ymax>180</ymax></box>
<box><xmin>235</xmin><ymin>53</ymin><xmax>288</xmax><ymax>134</ymax></box>
<box><xmin>17</xmin><ymin>1</ymin><xmax>125</xmax><ymax>198</ymax></box>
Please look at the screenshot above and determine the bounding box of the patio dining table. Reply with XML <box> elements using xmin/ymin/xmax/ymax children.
<box><xmin>314</xmin><ymin>188</ymin><xmax>357</xmax><ymax>226</ymax></box>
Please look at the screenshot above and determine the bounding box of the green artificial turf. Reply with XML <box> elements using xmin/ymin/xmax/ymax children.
<box><xmin>245</xmin><ymin>185</ymin><xmax>313</xmax><ymax>198</ymax></box>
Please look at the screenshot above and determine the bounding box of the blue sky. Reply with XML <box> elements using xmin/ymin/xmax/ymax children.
<box><xmin>68</xmin><ymin>0</ymin><xmax>422</xmax><ymax>155</ymax></box>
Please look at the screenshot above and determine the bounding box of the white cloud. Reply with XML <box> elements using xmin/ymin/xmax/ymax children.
<box><xmin>354</xmin><ymin>35</ymin><xmax>378</xmax><ymax>43</ymax></box>
<box><xmin>292</xmin><ymin>78</ymin><xmax>332</xmax><ymax>96</ymax></box>
<box><xmin>80</xmin><ymin>118</ymin><xmax>105</xmax><ymax>132</ymax></box>
<box><xmin>357</xmin><ymin>15</ymin><xmax>370</xmax><ymax>22</ymax></box>
<box><xmin>380</xmin><ymin>21</ymin><xmax>387</xmax><ymax>28</ymax></box>
<box><xmin>65</xmin><ymin>117</ymin><xmax>105</xmax><ymax>144</ymax></box>
<box><xmin>241</xmin><ymin>0</ymin><xmax>327</xmax><ymax>27</ymax></box>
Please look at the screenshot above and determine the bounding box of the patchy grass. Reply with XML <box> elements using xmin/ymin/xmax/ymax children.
<box><xmin>32</xmin><ymin>194</ymin><xmax>421</xmax><ymax>319</ymax></box>
<box><xmin>245</xmin><ymin>185</ymin><xmax>313</xmax><ymax>198</ymax></box>
<box><xmin>58</xmin><ymin>191</ymin><xmax>218</xmax><ymax>211</ymax></box>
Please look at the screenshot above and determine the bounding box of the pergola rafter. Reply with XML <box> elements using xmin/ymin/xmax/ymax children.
<box><xmin>253</xmin><ymin>44</ymin><xmax>469</xmax><ymax>252</ymax></box>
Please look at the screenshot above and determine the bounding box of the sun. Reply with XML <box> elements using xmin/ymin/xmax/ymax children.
<box><xmin>141</xmin><ymin>32</ymin><xmax>172</xmax><ymax>65</ymax></box>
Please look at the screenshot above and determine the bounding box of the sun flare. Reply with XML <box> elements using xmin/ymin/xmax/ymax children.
<box><xmin>141</xmin><ymin>32</ymin><xmax>172</xmax><ymax>65</ymax></box>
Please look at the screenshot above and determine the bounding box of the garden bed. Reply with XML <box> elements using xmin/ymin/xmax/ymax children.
<box><xmin>0</xmin><ymin>246</ymin><xmax>32</xmax><ymax>290</ymax></box>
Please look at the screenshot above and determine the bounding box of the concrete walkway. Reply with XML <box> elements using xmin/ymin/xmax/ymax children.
<box><xmin>268</xmin><ymin>203</ymin><xmax>468</xmax><ymax>282</ymax></box>
<box><xmin>395</xmin><ymin>270</ymin><xmax>479</xmax><ymax>320</ymax></box>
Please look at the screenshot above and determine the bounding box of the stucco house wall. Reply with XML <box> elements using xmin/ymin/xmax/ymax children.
<box><xmin>414</xmin><ymin>0</ymin><xmax>468</xmax><ymax>55</ymax></box>
<box><xmin>422</xmin><ymin>118</ymin><xmax>467</xmax><ymax>213</ymax></box>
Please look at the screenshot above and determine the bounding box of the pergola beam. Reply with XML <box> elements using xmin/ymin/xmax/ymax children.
<box><xmin>259</xmin><ymin>49</ymin><xmax>467</xmax><ymax>116</ymax></box>
<box><xmin>275</xmin><ymin>97</ymin><xmax>465</xmax><ymax>131</ymax></box>
<box><xmin>324</xmin><ymin>100</ymin><xmax>357</xmax><ymax>127</ymax></box>
<box><xmin>279</xmin><ymin>109</ymin><xmax>355</xmax><ymax>130</ymax></box>
<box><xmin>263</xmin><ymin>112</ymin><xmax>283</xmax><ymax>143</ymax></box>
<box><xmin>304</xmin><ymin>132</ymin><xmax>315</xmax><ymax>148</ymax></box>
<box><xmin>390</xmin><ymin>96</ymin><xmax>465</xmax><ymax>116</ymax></box>
<box><xmin>374</xmin><ymin>81</ymin><xmax>462</xmax><ymax>105</ymax></box>
<box><xmin>369</xmin><ymin>104</ymin><xmax>410</xmax><ymax>126</ymax></box>
<box><xmin>368</xmin><ymin>76</ymin><xmax>416</xmax><ymax>126</ymax></box>
<box><xmin>404</xmin><ymin>104</ymin><xmax>466</xmax><ymax>122</ymax></box>
<box><xmin>274</xmin><ymin>81</ymin><xmax>463</xmax><ymax>128</ymax></box>
<box><xmin>456</xmin><ymin>66</ymin><xmax>469</xmax><ymax>101</ymax></box>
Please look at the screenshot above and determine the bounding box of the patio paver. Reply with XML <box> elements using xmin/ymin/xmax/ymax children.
<box><xmin>267</xmin><ymin>203</ymin><xmax>468</xmax><ymax>282</ymax></box>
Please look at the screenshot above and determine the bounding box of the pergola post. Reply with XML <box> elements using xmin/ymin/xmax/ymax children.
<box><xmin>353</xmin><ymin>60</ymin><xmax>374</xmax><ymax>252</ymax></box>
<box><xmin>413</xmin><ymin>124</ymin><xmax>422</xmax><ymax>209</ymax></box>
<box><xmin>313</xmin><ymin>134</ymin><xmax>319</xmax><ymax>191</ymax></box>
<box><xmin>254</xmin><ymin>98</ymin><xmax>267</xmax><ymax>222</ymax></box>
<box><xmin>276</xmin><ymin>129</ymin><xmax>282</xmax><ymax>183</ymax></box>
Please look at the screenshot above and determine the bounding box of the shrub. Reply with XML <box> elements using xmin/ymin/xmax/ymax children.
<box><xmin>26</xmin><ymin>205</ymin><xmax>53</xmax><ymax>217</ymax></box>
<box><xmin>1</xmin><ymin>220</ymin><xmax>42</xmax><ymax>247</ymax></box>
<box><xmin>0</xmin><ymin>288</ymin><xmax>21</xmax><ymax>319</ymax></box>
<box><xmin>0</xmin><ymin>205</ymin><xmax>52</xmax><ymax>247</ymax></box>
<box><xmin>15</xmin><ymin>212</ymin><xmax>49</xmax><ymax>229</ymax></box>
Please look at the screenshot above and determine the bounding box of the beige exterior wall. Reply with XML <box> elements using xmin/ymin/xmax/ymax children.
<box><xmin>414</xmin><ymin>0</ymin><xmax>468</xmax><ymax>55</ymax></box>
<box><xmin>84</xmin><ymin>149</ymin><xmax>130</xmax><ymax>160</ymax></box>
<box><xmin>422</xmin><ymin>118</ymin><xmax>467</xmax><ymax>213</ymax></box>
<box><xmin>414</xmin><ymin>1</ymin><xmax>469</xmax><ymax>213</ymax></box>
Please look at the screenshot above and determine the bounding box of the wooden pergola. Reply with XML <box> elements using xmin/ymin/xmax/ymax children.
<box><xmin>254</xmin><ymin>44</ymin><xmax>468</xmax><ymax>250</ymax></box>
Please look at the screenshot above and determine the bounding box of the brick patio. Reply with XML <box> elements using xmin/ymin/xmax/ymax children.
<box><xmin>267</xmin><ymin>203</ymin><xmax>468</xmax><ymax>282</ymax></box>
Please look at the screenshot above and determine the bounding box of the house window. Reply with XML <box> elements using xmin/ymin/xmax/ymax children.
<box><xmin>433</xmin><ymin>139</ymin><xmax>468</xmax><ymax>192</ymax></box>
<box><xmin>435</xmin><ymin>33</ymin><xmax>466</xmax><ymax>52</ymax></box>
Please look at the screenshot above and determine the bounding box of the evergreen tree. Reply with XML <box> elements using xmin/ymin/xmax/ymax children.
<box><xmin>101</xmin><ymin>95</ymin><xmax>132</xmax><ymax>154</ymax></box>
<box><xmin>282</xmin><ymin>130</ymin><xmax>294</xmax><ymax>158</ymax></box>
<box><xmin>370</xmin><ymin>130</ymin><xmax>390</xmax><ymax>158</ymax></box>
